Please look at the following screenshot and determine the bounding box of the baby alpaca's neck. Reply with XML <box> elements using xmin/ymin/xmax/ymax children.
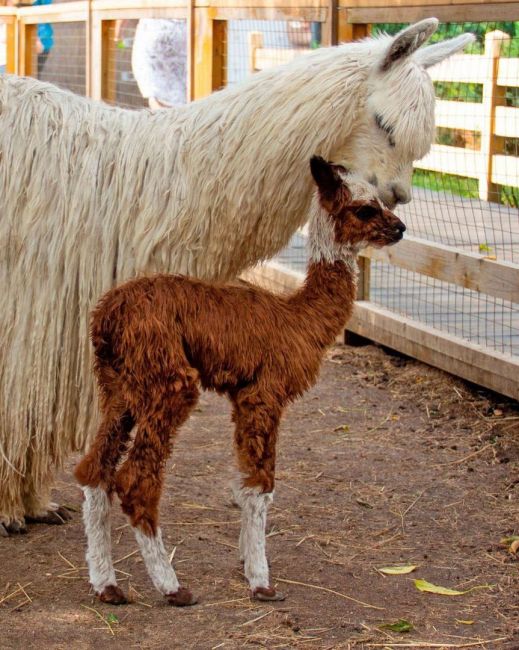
<box><xmin>288</xmin><ymin>205</ymin><xmax>359</xmax><ymax>350</ymax></box>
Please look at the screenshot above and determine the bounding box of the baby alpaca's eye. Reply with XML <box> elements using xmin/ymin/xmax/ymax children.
<box><xmin>355</xmin><ymin>205</ymin><xmax>379</xmax><ymax>220</ymax></box>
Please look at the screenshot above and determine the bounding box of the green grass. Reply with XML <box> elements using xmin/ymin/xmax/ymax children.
<box><xmin>413</xmin><ymin>170</ymin><xmax>519</xmax><ymax>207</ymax></box>
<box><xmin>412</xmin><ymin>169</ymin><xmax>479</xmax><ymax>198</ymax></box>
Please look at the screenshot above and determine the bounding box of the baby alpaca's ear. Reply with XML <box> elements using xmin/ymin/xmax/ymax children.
<box><xmin>310</xmin><ymin>156</ymin><xmax>350</xmax><ymax>203</ymax></box>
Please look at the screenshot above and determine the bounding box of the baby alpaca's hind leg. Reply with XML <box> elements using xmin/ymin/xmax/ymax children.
<box><xmin>82</xmin><ymin>486</ymin><xmax>126</xmax><ymax>604</ymax></box>
<box><xmin>116</xmin><ymin>374</ymin><xmax>199</xmax><ymax>606</ymax></box>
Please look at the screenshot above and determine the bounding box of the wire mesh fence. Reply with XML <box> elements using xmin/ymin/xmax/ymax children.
<box><xmin>31</xmin><ymin>21</ymin><xmax>86</xmax><ymax>95</ymax></box>
<box><xmin>3</xmin><ymin>10</ymin><xmax>518</xmax><ymax>366</ymax></box>
<box><xmin>262</xmin><ymin>20</ymin><xmax>519</xmax><ymax>358</ymax></box>
<box><xmin>0</xmin><ymin>20</ymin><xmax>7</xmax><ymax>74</ymax></box>
<box><xmin>225</xmin><ymin>19</ymin><xmax>318</xmax><ymax>85</ymax></box>
<box><xmin>106</xmin><ymin>18</ymin><xmax>188</xmax><ymax>110</ymax></box>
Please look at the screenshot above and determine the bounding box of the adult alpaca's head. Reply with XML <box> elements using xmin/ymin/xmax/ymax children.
<box><xmin>338</xmin><ymin>19</ymin><xmax>475</xmax><ymax>208</ymax></box>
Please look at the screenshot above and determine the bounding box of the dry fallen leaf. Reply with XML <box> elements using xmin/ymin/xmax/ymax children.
<box><xmin>378</xmin><ymin>565</ymin><xmax>418</xmax><ymax>575</ymax></box>
<box><xmin>414</xmin><ymin>579</ymin><xmax>493</xmax><ymax>596</ymax></box>
<box><xmin>510</xmin><ymin>539</ymin><xmax>519</xmax><ymax>555</ymax></box>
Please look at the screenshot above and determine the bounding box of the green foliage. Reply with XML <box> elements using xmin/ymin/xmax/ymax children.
<box><xmin>412</xmin><ymin>169</ymin><xmax>479</xmax><ymax>199</ymax></box>
<box><xmin>372</xmin><ymin>21</ymin><xmax>519</xmax><ymax>57</ymax></box>
<box><xmin>379</xmin><ymin>619</ymin><xmax>414</xmax><ymax>633</ymax></box>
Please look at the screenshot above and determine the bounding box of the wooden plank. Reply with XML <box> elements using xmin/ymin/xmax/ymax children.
<box><xmin>497</xmin><ymin>57</ymin><xmax>519</xmax><ymax>87</ymax></box>
<box><xmin>90</xmin><ymin>14</ymin><xmax>102</xmax><ymax>100</ymax></box>
<box><xmin>187</xmin><ymin>0</ymin><xmax>195</xmax><ymax>101</ymax></box>
<box><xmin>18</xmin><ymin>1</ymin><xmax>88</xmax><ymax>24</ymax></box>
<box><xmin>244</xmin><ymin>263</ymin><xmax>519</xmax><ymax>399</ymax></box>
<box><xmin>101</xmin><ymin>19</ymin><xmax>116</xmax><ymax>103</ymax></box>
<box><xmin>0</xmin><ymin>10</ymin><xmax>16</xmax><ymax>22</ymax></box>
<box><xmin>18</xmin><ymin>22</ymin><xmax>35</xmax><ymax>77</ymax></box>
<box><xmin>345</xmin><ymin>3</ymin><xmax>519</xmax><ymax>23</ymax></box>
<box><xmin>417</xmin><ymin>143</ymin><xmax>482</xmax><ymax>179</ymax></box>
<box><xmin>192</xmin><ymin>8</ymin><xmax>226</xmax><ymax>99</ymax></box>
<box><xmin>248</xmin><ymin>31</ymin><xmax>262</xmax><ymax>74</ymax></box>
<box><xmin>92</xmin><ymin>7</ymin><xmax>186</xmax><ymax>20</ymax></box>
<box><xmin>491</xmin><ymin>153</ymin><xmax>519</xmax><ymax>187</ymax></box>
<box><xmin>212</xmin><ymin>18</ymin><xmax>227</xmax><ymax>91</ymax></box>
<box><xmin>479</xmin><ymin>31</ymin><xmax>509</xmax><ymax>202</ymax></box>
<box><xmin>201</xmin><ymin>0</ymin><xmax>328</xmax><ymax>7</ymax></box>
<box><xmin>254</xmin><ymin>47</ymin><xmax>302</xmax><ymax>70</ymax></box>
<box><xmin>92</xmin><ymin>0</ymin><xmax>186</xmax><ymax>9</ymax></box>
<box><xmin>86</xmin><ymin>0</ymin><xmax>92</xmax><ymax>97</ymax></box>
<box><xmin>435</xmin><ymin>99</ymin><xmax>483</xmax><ymax>132</ymax></box>
<box><xmin>340</xmin><ymin>0</ymin><xmax>519</xmax><ymax>9</ymax></box>
<box><xmin>5</xmin><ymin>21</ymin><xmax>16</xmax><ymax>74</ymax></box>
<box><xmin>427</xmin><ymin>55</ymin><xmax>487</xmax><ymax>84</ymax></box>
<box><xmin>495</xmin><ymin>105</ymin><xmax>519</xmax><ymax>138</ymax></box>
<box><xmin>322</xmin><ymin>0</ymin><xmax>338</xmax><ymax>47</ymax></box>
<box><xmin>241</xmin><ymin>261</ymin><xmax>303</xmax><ymax>294</ymax></box>
<box><xmin>348</xmin><ymin>301</ymin><xmax>519</xmax><ymax>400</ymax></box>
<box><xmin>362</xmin><ymin>236</ymin><xmax>519</xmax><ymax>303</ymax></box>
<box><xmin>209</xmin><ymin>6</ymin><xmax>325</xmax><ymax>20</ymax></box>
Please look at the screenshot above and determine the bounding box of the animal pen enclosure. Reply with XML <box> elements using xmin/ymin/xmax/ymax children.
<box><xmin>1</xmin><ymin>0</ymin><xmax>518</xmax><ymax>400</ymax></box>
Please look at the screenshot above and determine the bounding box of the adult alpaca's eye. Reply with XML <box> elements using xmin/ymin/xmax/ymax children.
<box><xmin>356</xmin><ymin>205</ymin><xmax>379</xmax><ymax>220</ymax></box>
<box><xmin>374</xmin><ymin>114</ymin><xmax>396</xmax><ymax>147</ymax></box>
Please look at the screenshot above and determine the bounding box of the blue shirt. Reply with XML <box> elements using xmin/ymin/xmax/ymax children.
<box><xmin>33</xmin><ymin>0</ymin><xmax>54</xmax><ymax>53</ymax></box>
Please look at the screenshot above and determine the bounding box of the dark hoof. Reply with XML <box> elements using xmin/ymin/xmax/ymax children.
<box><xmin>0</xmin><ymin>520</ymin><xmax>28</xmax><ymax>536</ymax></box>
<box><xmin>98</xmin><ymin>585</ymin><xmax>128</xmax><ymax>605</ymax></box>
<box><xmin>165</xmin><ymin>587</ymin><xmax>198</xmax><ymax>607</ymax></box>
<box><xmin>251</xmin><ymin>587</ymin><xmax>286</xmax><ymax>602</ymax></box>
<box><xmin>26</xmin><ymin>505</ymin><xmax>73</xmax><ymax>525</ymax></box>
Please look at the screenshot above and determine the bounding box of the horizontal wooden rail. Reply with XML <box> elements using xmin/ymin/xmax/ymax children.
<box><xmin>362</xmin><ymin>236</ymin><xmax>519</xmax><ymax>303</ymax></box>
<box><xmin>435</xmin><ymin>99</ymin><xmax>483</xmax><ymax>132</ymax></box>
<box><xmin>342</xmin><ymin>3</ymin><xmax>519</xmax><ymax>24</ymax></box>
<box><xmin>243</xmin><ymin>262</ymin><xmax>519</xmax><ymax>400</ymax></box>
<box><xmin>418</xmin><ymin>143</ymin><xmax>482</xmax><ymax>178</ymax></box>
<box><xmin>349</xmin><ymin>301</ymin><xmax>519</xmax><ymax>400</ymax></box>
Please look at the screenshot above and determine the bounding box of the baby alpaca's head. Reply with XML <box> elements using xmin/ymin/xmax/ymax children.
<box><xmin>309</xmin><ymin>156</ymin><xmax>406</xmax><ymax>260</ymax></box>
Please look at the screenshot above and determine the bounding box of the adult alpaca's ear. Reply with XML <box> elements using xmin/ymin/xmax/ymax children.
<box><xmin>414</xmin><ymin>33</ymin><xmax>476</xmax><ymax>69</ymax></box>
<box><xmin>380</xmin><ymin>18</ymin><xmax>439</xmax><ymax>72</ymax></box>
<box><xmin>310</xmin><ymin>156</ymin><xmax>349</xmax><ymax>202</ymax></box>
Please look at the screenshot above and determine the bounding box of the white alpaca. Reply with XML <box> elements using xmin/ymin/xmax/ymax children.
<box><xmin>0</xmin><ymin>19</ymin><xmax>473</xmax><ymax>535</ymax></box>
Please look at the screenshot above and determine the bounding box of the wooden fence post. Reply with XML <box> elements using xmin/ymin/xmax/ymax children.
<box><xmin>85</xmin><ymin>0</ymin><xmax>92</xmax><ymax>97</ymax></box>
<box><xmin>344</xmin><ymin>20</ymin><xmax>371</xmax><ymax>304</ymax></box>
<box><xmin>192</xmin><ymin>8</ymin><xmax>226</xmax><ymax>100</ymax></box>
<box><xmin>479</xmin><ymin>29</ymin><xmax>510</xmax><ymax>203</ymax></box>
<box><xmin>100</xmin><ymin>19</ymin><xmax>116</xmax><ymax>103</ymax></box>
<box><xmin>18</xmin><ymin>22</ymin><xmax>35</xmax><ymax>77</ymax></box>
<box><xmin>5</xmin><ymin>19</ymin><xmax>16</xmax><ymax>74</ymax></box>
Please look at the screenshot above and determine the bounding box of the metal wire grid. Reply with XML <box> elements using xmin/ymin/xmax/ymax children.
<box><xmin>0</xmin><ymin>21</ymin><xmax>7</xmax><ymax>74</ymax></box>
<box><xmin>106</xmin><ymin>20</ymin><xmax>148</xmax><ymax>109</ymax></box>
<box><xmin>267</xmin><ymin>21</ymin><xmax>519</xmax><ymax>357</ymax></box>
<box><xmin>225</xmin><ymin>19</ymin><xmax>318</xmax><ymax>86</ymax></box>
<box><xmin>375</xmin><ymin>22</ymin><xmax>519</xmax><ymax>264</ymax></box>
<box><xmin>370</xmin><ymin>262</ymin><xmax>519</xmax><ymax>357</ymax></box>
<box><xmin>32</xmin><ymin>22</ymin><xmax>86</xmax><ymax>95</ymax></box>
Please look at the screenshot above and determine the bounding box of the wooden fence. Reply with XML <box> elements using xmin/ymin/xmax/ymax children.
<box><xmin>1</xmin><ymin>0</ymin><xmax>519</xmax><ymax>399</ymax></box>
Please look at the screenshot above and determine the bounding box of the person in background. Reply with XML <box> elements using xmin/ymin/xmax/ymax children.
<box><xmin>5</xmin><ymin>0</ymin><xmax>53</xmax><ymax>76</ymax></box>
<box><xmin>33</xmin><ymin>0</ymin><xmax>54</xmax><ymax>76</ymax></box>
<box><xmin>115</xmin><ymin>18</ymin><xmax>187</xmax><ymax>109</ymax></box>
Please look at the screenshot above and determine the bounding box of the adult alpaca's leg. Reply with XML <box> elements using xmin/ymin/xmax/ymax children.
<box><xmin>116</xmin><ymin>373</ymin><xmax>199</xmax><ymax>606</ymax></box>
<box><xmin>82</xmin><ymin>485</ymin><xmax>126</xmax><ymax>604</ymax></box>
<box><xmin>232</xmin><ymin>391</ymin><xmax>285</xmax><ymax>601</ymax></box>
<box><xmin>0</xmin><ymin>464</ymin><xmax>27</xmax><ymax>536</ymax></box>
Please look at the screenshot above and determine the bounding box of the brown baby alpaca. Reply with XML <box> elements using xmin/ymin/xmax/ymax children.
<box><xmin>75</xmin><ymin>156</ymin><xmax>406</xmax><ymax>606</ymax></box>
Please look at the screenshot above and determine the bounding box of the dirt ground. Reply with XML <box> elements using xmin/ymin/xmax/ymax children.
<box><xmin>1</xmin><ymin>343</ymin><xmax>518</xmax><ymax>649</ymax></box>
